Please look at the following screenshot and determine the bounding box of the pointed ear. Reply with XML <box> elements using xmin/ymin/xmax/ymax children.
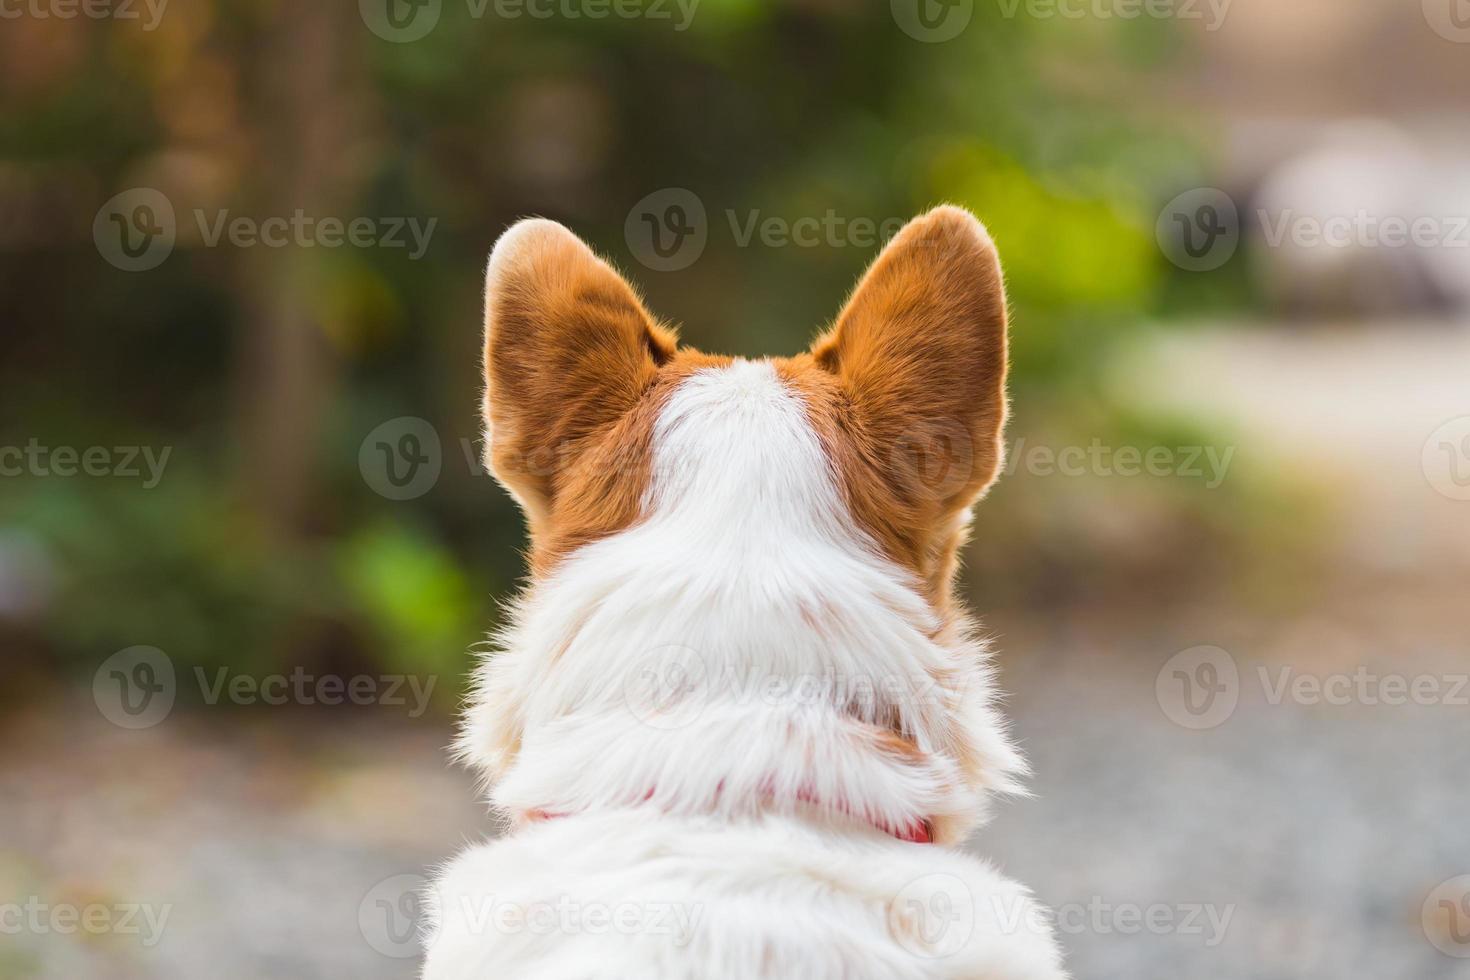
<box><xmin>483</xmin><ymin>218</ymin><xmax>677</xmax><ymax>526</ymax></box>
<box><xmin>810</xmin><ymin>206</ymin><xmax>1009</xmax><ymax>517</ymax></box>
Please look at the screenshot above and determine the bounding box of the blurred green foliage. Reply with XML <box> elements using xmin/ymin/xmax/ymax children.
<box><xmin>0</xmin><ymin>1</ymin><xmax>1296</xmax><ymax>702</ymax></box>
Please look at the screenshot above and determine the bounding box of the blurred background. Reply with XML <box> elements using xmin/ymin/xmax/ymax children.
<box><xmin>2</xmin><ymin>0</ymin><xmax>1468</xmax><ymax>977</ymax></box>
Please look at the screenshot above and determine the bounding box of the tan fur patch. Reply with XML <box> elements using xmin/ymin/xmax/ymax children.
<box><xmin>528</xmin><ymin>349</ymin><xmax>730</xmax><ymax>574</ymax></box>
<box><xmin>482</xmin><ymin>218</ymin><xmax>729</xmax><ymax>575</ymax></box>
<box><xmin>784</xmin><ymin>206</ymin><xmax>1010</xmax><ymax>614</ymax></box>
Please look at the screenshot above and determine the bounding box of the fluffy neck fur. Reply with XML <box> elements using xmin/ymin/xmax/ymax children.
<box><xmin>460</xmin><ymin>359</ymin><xmax>1024</xmax><ymax>845</ymax></box>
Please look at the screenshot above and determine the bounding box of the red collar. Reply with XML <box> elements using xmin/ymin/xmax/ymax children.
<box><xmin>887</xmin><ymin>818</ymin><xmax>935</xmax><ymax>844</ymax></box>
<box><xmin>525</xmin><ymin>801</ymin><xmax>934</xmax><ymax>845</ymax></box>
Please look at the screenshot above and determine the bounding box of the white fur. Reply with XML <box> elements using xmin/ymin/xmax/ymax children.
<box><xmin>424</xmin><ymin>811</ymin><xmax>1064</xmax><ymax>980</ymax></box>
<box><xmin>427</xmin><ymin>361</ymin><xmax>1065</xmax><ymax>978</ymax></box>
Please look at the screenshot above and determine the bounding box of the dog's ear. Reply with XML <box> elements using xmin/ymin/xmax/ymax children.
<box><xmin>810</xmin><ymin>205</ymin><xmax>1009</xmax><ymax>520</ymax></box>
<box><xmin>483</xmin><ymin>218</ymin><xmax>677</xmax><ymax>527</ymax></box>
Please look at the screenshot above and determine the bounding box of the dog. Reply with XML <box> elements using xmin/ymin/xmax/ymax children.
<box><xmin>422</xmin><ymin>206</ymin><xmax>1067</xmax><ymax>979</ymax></box>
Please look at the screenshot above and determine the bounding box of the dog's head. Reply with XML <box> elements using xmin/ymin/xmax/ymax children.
<box><xmin>472</xmin><ymin>207</ymin><xmax>1019</xmax><ymax>840</ymax></box>
<box><xmin>482</xmin><ymin>205</ymin><xmax>1009</xmax><ymax>614</ymax></box>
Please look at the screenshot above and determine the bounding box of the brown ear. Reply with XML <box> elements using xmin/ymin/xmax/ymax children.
<box><xmin>810</xmin><ymin>204</ymin><xmax>1009</xmax><ymax>536</ymax></box>
<box><xmin>483</xmin><ymin>218</ymin><xmax>677</xmax><ymax>528</ymax></box>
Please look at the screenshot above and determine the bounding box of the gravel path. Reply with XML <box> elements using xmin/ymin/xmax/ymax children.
<box><xmin>981</xmin><ymin>595</ymin><xmax>1470</xmax><ymax>980</ymax></box>
<box><xmin>5</xmin><ymin>580</ymin><xmax>1465</xmax><ymax>979</ymax></box>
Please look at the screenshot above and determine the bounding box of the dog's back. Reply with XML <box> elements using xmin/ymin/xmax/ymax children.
<box><xmin>424</xmin><ymin>209</ymin><xmax>1067</xmax><ymax>979</ymax></box>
